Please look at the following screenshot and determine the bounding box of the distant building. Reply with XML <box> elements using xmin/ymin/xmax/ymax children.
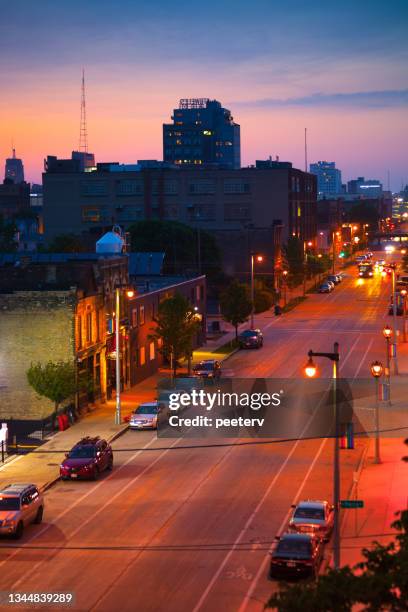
<box><xmin>163</xmin><ymin>98</ymin><xmax>240</xmax><ymax>169</ymax></box>
<box><xmin>0</xmin><ymin>179</ymin><xmax>30</xmax><ymax>219</ymax></box>
<box><xmin>71</xmin><ymin>151</ymin><xmax>96</xmax><ymax>171</ymax></box>
<box><xmin>4</xmin><ymin>148</ymin><xmax>24</xmax><ymax>184</ymax></box>
<box><xmin>309</xmin><ymin>161</ymin><xmax>342</xmax><ymax>198</ymax></box>
<box><xmin>347</xmin><ymin>177</ymin><xmax>383</xmax><ymax>198</ymax></box>
<box><xmin>42</xmin><ymin>157</ymin><xmax>317</xmax><ymax>278</ymax></box>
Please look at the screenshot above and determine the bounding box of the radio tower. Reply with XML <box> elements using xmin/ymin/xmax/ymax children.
<box><xmin>79</xmin><ymin>68</ymin><xmax>88</xmax><ymax>152</ymax></box>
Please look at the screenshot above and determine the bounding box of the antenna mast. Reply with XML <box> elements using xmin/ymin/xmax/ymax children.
<box><xmin>79</xmin><ymin>68</ymin><xmax>88</xmax><ymax>152</ymax></box>
<box><xmin>304</xmin><ymin>127</ymin><xmax>308</xmax><ymax>172</ymax></box>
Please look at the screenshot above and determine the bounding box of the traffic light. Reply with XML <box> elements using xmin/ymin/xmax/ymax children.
<box><xmin>339</xmin><ymin>251</ymin><xmax>346</xmax><ymax>258</ymax></box>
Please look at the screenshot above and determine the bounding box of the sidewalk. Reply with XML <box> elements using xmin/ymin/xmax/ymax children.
<box><xmin>340</xmin><ymin>436</ymin><xmax>407</xmax><ymax>569</ymax></box>
<box><xmin>0</xmin><ymin>330</ymin><xmax>240</xmax><ymax>493</ymax></box>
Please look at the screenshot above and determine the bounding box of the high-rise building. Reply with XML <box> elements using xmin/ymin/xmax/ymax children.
<box><xmin>347</xmin><ymin>177</ymin><xmax>383</xmax><ymax>198</ymax></box>
<box><xmin>5</xmin><ymin>148</ymin><xmax>24</xmax><ymax>184</ymax></box>
<box><xmin>309</xmin><ymin>161</ymin><xmax>342</xmax><ymax>198</ymax></box>
<box><xmin>163</xmin><ymin>98</ymin><xmax>240</xmax><ymax>169</ymax></box>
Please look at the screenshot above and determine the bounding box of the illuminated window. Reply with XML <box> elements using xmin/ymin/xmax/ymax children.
<box><xmin>139</xmin><ymin>305</ymin><xmax>145</xmax><ymax>325</ymax></box>
<box><xmin>132</xmin><ymin>308</ymin><xmax>138</xmax><ymax>327</ymax></box>
<box><xmin>86</xmin><ymin>312</ymin><xmax>92</xmax><ymax>343</ymax></box>
<box><xmin>139</xmin><ymin>346</ymin><xmax>146</xmax><ymax>366</ymax></box>
<box><xmin>149</xmin><ymin>342</ymin><xmax>155</xmax><ymax>361</ymax></box>
<box><xmin>203</xmin><ymin>130</ymin><xmax>212</xmax><ymax>136</ymax></box>
<box><xmin>82</xmin><ymin>207</ymin><xmax>100</xmax><ymax>222</ymax></box>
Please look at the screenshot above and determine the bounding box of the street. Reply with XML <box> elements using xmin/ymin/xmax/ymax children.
<box><xmin>0</xmin><ymin>265</ymin><xmax>399</xmax><ymax>611</ymax></box>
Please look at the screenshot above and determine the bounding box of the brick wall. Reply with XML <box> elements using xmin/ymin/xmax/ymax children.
<box><xmin>0</xmin><ymin>291</ymin><xmax>76</xmax><ymax>420</ymax></box>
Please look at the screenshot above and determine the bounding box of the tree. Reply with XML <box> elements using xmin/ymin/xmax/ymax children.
<box><xmin>46</xmin><ymin>233</ymin><xmax>87</xmax><ymax>253</ymax></box>
<box><xmin>0</xmin><ymin>214</ymin><xmax>17</xmax><ymax>252</ymax></box>
<box><xmin>128</xmin><ymin>220</ymin><xmax>221</xmax><ymax>277</ymax></box>
<box><xmin>149</xmin><ymin>293</ymin><xmax>201</xmax><ymax>378</ymax></box>
<box><xmin>282</xmin><ymin>237</ymin><xmax>304</xmax><ymax>287</ymax></box>
<box><xmin>266</xmin><ymin>439</ymin><xmax>408</xmax><ymax>611</ymax></box>
<box><xmin>26</xmin><ymin>360</ymin><xmax>77</xmax><ymax>413</ymax></box>
<box><xmin>220</xmin><ymin>281</ymin><xmax>252</xmax><ymax>338</ymax></box>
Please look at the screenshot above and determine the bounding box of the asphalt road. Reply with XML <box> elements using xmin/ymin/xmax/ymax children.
<box><xmin>0</xmin><ymin>261</ymin><xmax>398</xmax><ymax>612</ymax></box>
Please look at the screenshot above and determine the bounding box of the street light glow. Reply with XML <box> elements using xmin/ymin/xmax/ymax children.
<box><xmin>304</xmin><ymin>356</ymin><xmax>317</xmax><ymax>378</ymax></box>
<box><xmin>126</xmin><ymin>289</ymin><xmax>135</xmax><ymax>298</ymax></box>
<box><xmin>256</xmin><ymin>255</ymin><xmax>264</xmax><ymax>263</ymax></box>
<box><xmin>382</xmin><ymin>324</ymin><xmax>393</xmax><ymax>339</ymax></box>
<box><xmin>370</xmin><ymin>361</ymin><xmax>383</xmax><ymax>378</ymax></box>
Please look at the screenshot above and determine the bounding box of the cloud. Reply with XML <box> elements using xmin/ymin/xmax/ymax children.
<box><xmin>234</xmin><ymin>89</ymin><xmax>408</xmax><ymax>109</ymax></box>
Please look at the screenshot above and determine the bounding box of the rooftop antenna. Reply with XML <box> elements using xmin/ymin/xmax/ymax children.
<box><xmin>79</xmin><ymin>68</ymin><xmax>88</xmax><ymax>152</ymax></box>
<box><xmin>304</xmin><ymin>127</ymin><xmax>308</xmax><ymax>172</ymax></box>
<box><xmin>387</xmin><ymin>169</ymin><xmax>390</xmax><ymax>191</ymax></box>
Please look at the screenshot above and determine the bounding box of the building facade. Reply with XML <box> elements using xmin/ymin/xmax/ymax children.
<box><xmin>347</xmin><ymin>177</ymin><xmax>383</xmax><ymax>198</ymax></box>
<box><xmin>309</xmin><ymin>161</ymin><xmax>342</xmax><ymax>198</ymax></box>
<box><xmin>163</xmin><ymin>99</ymin><xmax>240</xmax><ymax>169</ymax></box>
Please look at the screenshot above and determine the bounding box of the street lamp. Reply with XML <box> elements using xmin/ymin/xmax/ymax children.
<box><xmin>282</xmin><ymin>270</ymin><xmax>288</xmax><ymax>307</ymax></box>
<box><xmin>390</xmin><ymin>267</ymin><xmax>399</xmax><ymax>374</ymax></box>
<box><xmin>304</xmin><ymin>342</ymin><xmax>341</xmax><ymax>569</ymax></box>
<box><xmin>370</xmin><ymin>360</ymin><xmax>383</xmax><ymax>464</ymax></box>
<box><xmin>250</xmin><ymin>254</ymin><xmax>264</xmax><ymax>328</ymax></box>
<box><xmin>114</xmin><ymin>286</ymin><xmax>134</xmax><ymax>425</ymax></box>
<box><xmin>400</xmin><ymin>288</ymin><xmax>407</xmax><ymax>343</ymax></box>
<box><xmin>382</xmin><ymin>324</ymin><xmax>392</xmax><ymax>405</ymax></box>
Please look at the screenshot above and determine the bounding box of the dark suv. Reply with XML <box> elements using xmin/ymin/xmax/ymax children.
<box><xmin>269</xmin><ymin>533</ymin><xmax>324</xmax><ymax>579</ymax></box>
<box><xmin>238</xmin><ymin>329</ymin><xmax>264</xmax><ymax>349</ymax></box>
<box><xmin>192</xmin><ymin>360</ymin><xmax>221</xmax><ymax>380</ymax></box>
<box><xmin>60</xmin><ymin>436</ymin><xmax>113</xmax><ymax>481</ymax></box>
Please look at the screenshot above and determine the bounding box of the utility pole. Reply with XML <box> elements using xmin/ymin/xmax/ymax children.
<box><xmin>304</xmin><ymin>127</ymin><xmax>308</xmax><ymax>172</ymax></box>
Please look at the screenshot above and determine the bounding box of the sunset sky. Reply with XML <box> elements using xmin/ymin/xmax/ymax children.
<box><xmin>1</xmin><ymin>0</ymin><xmax>407</xmax><ymax>189</ymax></box>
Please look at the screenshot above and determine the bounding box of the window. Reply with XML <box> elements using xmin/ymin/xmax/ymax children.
<box><xmin>224</xmin><ymin>203</ymin><xmax>250</xmax><ymax>221</ymax></box>
<box><xmin>86</xmin><ymin>312</ymin><xmax>92</xmax><ymax>343</ymax></box>
<box><xmin>224</xmin><ymin>181</ymin><xmax>250</xmax><ymax>194</ymax></box>
<box><xmin>139</xmin><ymin>346</ymin><xmax>146</xmax><ymax>366</ymax></box>
<box><xmin>82</xmin><ymin>207</ymin><xmax>101</xmax><ymax>223</ymax></box>
<box><xmin>81</xmin><ymin>181</ymin><xmax>108</xmax><ymax>196</ymax></box>
<box><xmin>149</xmin><ymin>342</ymin><xmax>155</xmax><ymax>361</ymax></box>
<box><xmin>96</xmin><ymin>310</ymin><xmax>100</xmax><ymax>341</ymax></box>
<box><xmin>139</xmin><ymin>305</ymin><xmax>145</xmax><ymax>325</ymax></box>
<box><xmin>116</xmin><ymin>180</ymin><xmax>143</xmax><ymax>196</ymax></box>
<box><xmin>189</xmin><ymin>181</ymin><xmax>215</xmax><ymax>195</ymax></box>
<box><xmin>131</xmin><ymin>308</ymin><xmax>138</xmax><ymax>327</ymax></box>
<box><xmin>77</xmin><ymin>315</ymin><xmax>82</xmax><ymax>349</ymax></box>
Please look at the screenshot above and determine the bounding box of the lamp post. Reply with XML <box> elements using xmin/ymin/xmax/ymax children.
<box><xmin>370</xmin><ymin>360</ymin><xmax>383</xmax><ymax>464</ymax></box>
<box><xmin>250</xmin><ymin>253</ymin><xmax>264</xmax><ymax>328</ymax></box>
<box><xmin>282</xmin><ymin>270</ymin><xmax>288</xmax><ymax>307</ymax></box>
<box><xmin>304</xmin><ymin>342</ymin><xmax>340</xmax><ymax>569</ymax></box>
<box><xmin>382</xmin><ymin>324</ymin><xmax>392</xmax><ymax>406</ymax></box>
<box><xmin>401</xmin><ymin>288</ymin><xmax>407</xmax><ymax>343</ymax></box>
<box><xmin>114</xmin><ymin>286</ymin><xmax>134</xmax><ymax>425</ymax></box>
<box><xmin>390</xmin><ymin>267</ymin><xmax>399</xmax><ymax>374</ymax></box>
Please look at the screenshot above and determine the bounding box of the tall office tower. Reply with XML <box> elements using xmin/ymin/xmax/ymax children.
<box><xmin>5</xmin><ymin>148</ymin><xmax>24</xmax><ymax>183</ymax></box>
<box><xmin>309</xmin><ymin>161</ymin><xmax>342</xmax><ymax>197</ymax></box>
<box><xmin>163</xmin><ymin>98</ymin><xmax>240</xmax><ymax>169</ymax></box>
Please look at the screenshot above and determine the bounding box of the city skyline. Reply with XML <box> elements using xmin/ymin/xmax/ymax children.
<box><xmin>0</xmin><ymin>0</ymin><xmax>407</xmax><ymax>188</ymax></box>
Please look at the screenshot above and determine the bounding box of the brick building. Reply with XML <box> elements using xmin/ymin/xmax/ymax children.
<box><xmin>0</xmin><ymin>253</ymin><xmax>206</xmax><ymax>420</ymax></box>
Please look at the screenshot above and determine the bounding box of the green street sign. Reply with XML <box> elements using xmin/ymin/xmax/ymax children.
<box><xmin>340</xmin><ymin>500</ymin><xmax>364</xmax><ymax>509</ymax></box>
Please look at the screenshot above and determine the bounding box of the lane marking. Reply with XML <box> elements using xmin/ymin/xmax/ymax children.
<box><xmin>238</xmin><ymin>435</ymin><xmax>328</xmax><ymax>612</ymax></box>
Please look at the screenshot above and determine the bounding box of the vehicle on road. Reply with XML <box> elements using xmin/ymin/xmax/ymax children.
<box><xmin>327</xmin><ymin>274</ymin><xmax>341</xmax><ymax>284</ymax></box>
<box><xmin>130</xmin><ymin>402</ymin><xmax>166</xmax><ymax>430</ymax></box>
<box><xmin>288</xmin><ymin>500</ymin><xmax>334</xmax><ymax>542</ymax></box>
<box><xmin>318</xmin><ymin>282</ymin><xmax>332</xmax><ymax>293</ymax></box>
<box><xmin>192</xmin><ymin>359</ymin><xmax>221</xmax><ymax>379</ymax></box>
<box><xmin>60</xmin><ymin>436</ymin><xmax>113</xmax><ymax>481</ymax></box>
<box><xmin>269</xmin><ymin>533</ymin><xmax>324</xmax><ymax>580</ymax></box>
<box><xmin>0</xmin><ymin>484</ymin><xmax>44</xmax><ymax>539</ymax></box>
<box><xmin>358</xmin><ymin>263</ymin><xmax>374</xmax><ymax>278</ymax></box>
<box><xmin>355</xmin><ymin>255</ymin><xmax>367</xmax><ymax>263</ymax></box>
<box><xmin>375</xmin><ymin>259</ymin><xmax>386</xmax><ymax>266</ymax></box>
<box><xmin>325</xmin><ymin>279</ymin><xmax>335</xmax><ymax>290</ymax></box>
<box><xmin>238</xmin><ymin>329</ymin><xmax>264</xmax><ymax>349</ymax></box>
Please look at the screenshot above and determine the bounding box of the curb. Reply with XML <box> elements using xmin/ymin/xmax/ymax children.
<box><xmin>41</xmin><ymin>423</ymin><xmax>130</xmax><ymax>493</ymax></box>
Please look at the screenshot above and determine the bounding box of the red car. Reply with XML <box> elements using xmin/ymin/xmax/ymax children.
<box><xmin>60</xmin><ymin>436</ymin><xmax>113</xmax><ymax>481</ymax></box>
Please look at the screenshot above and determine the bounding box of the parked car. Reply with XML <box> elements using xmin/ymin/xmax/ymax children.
<box><xmin>0</xmin><ymin>484</ymin><xmax>44</xmax><ymax>539</ymax></box>
<box><xmin>325</xmin><ymin>279</ymin><xmax>335</xmax><ymax>290</ymax></box>
<box><xmin>238</xmin><ymin>329</ymin><xmax>264</xmax><ymax>349</ymax></box>
<box><xmin>192</xmin><ymin>359</ymin><xmax>221</xmax><ymax>379</ymax></box>
<box><xmin>130</xmin><ymin>402</ymin><xmax>166</xmax><ymax>430</ymax></box>
<box><xmin>388</xmin><ymin>303</ymin><xmax>403</xmax><ymax>316</ymax></box>
<box><xmin>327</xmin><ymin>274</ymin><xmax>341</xmax><ymax>285</ymax></box>
<box><xmin>318</xmin><ymin>282</ymin><xmax>332</xmax><ymax>293</ymax></box>
<box><xmin>288</xmin><ymin>500</ymin><xmax>334</xmax><ymax>542</ymax></box>
<box><xmin>60</xmin><ymin>436</ymin><xmax>113</xmax><ymax>480</ymax></box>
<box><xmin>269</xmin><ymin>533</ymin><xmax>324</xmax><ymax>580</ymax></box>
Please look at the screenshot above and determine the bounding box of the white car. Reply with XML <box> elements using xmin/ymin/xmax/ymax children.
<box><xmin>129</xmin><ymin>402</ymin><xmax>166</xmax><ymax>430</ymax></box>
<box><xmin>0</xmin><ymin>484</ymin><xmax>44</xmax><ymax>539</ymax></box>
